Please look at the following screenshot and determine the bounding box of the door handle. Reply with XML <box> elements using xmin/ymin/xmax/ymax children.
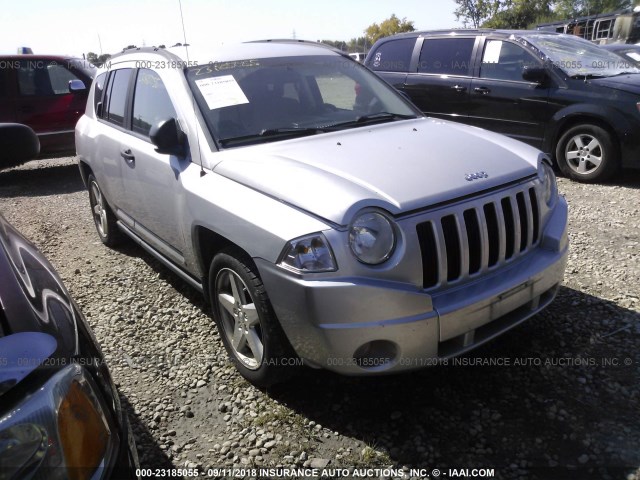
<box><xmin>474</xmin><ymin>86</ymin><xmax>491</xmax><ymax>95</ymax></box>
<box><xmin>120</xmin><ymin>148</ymin><xmax>135</xmax><ymax>163</ymax></box>
<box><xmin>452</xmin><ymin>85</ymin><xmax>467</xmax><ymax>93</ymax></box>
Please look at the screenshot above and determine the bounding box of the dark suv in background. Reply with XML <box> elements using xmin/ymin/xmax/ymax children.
<box><xmin>0</xmin><ymin>55</ymin><xmax>95</xmax><ymax>157</ymax></box>
<box><xmin>366</xmin><ymin>30</ymin><xmax>640</xmax><ymax>182</ymax></box>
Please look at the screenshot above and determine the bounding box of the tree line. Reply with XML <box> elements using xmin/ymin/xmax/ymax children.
<box><xmin>85</xmin><ymin>1</ymin><xmax>640</xmax><ymax>62</ymax></box>
<box><xmin>455</xmin><ymin>0</ymin><xmax>636</xmax><ymax>29</ymax></box>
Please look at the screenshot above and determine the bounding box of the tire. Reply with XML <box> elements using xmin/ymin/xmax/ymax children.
<box><xmin>555</xmin><ymin>124</ymin><xmax>619</xmax><ymax>183</ymax></box>
<box><xmin>209</xmin><ymin>248</ymin><xmax>298</xmax><ymax>387</ymax></box>
<box><xmin>87</xmin><ymin>174</ymin><xmax>124</xmax><ymax>247</ymax></box>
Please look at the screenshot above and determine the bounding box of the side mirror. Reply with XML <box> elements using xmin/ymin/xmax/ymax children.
<box><xmin>69</xmin><ymin>79</ymin><xmax>86</xmax><ymax>93</ymax></box>
<box><xmin>522</xmin><ymin>66</ymin><xmax>547</xmax><ymax>84</ymax></box>
<box><xmin>149</xmin><ymin>118</ymin><xmax>185</xmax><ymax>155</ymax></box>
<box><xmin>0</xmin><ymin>123</ymin><xmax>40</xmax><ymax>169</ymax></box>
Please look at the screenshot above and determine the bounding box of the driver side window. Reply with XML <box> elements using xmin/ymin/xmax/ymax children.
<box><xmin>132</xmin><ymin>69</ymin><xmax>176</xmax><ymax>137</ymax></box>
<box><xmin>480</xmin><ymin>40</ymin><xmax>538</xmax><ymax>82</ymax></box>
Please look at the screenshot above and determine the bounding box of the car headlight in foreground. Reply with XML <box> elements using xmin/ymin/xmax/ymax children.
<box><xmin>0</xmin><ymin>363</ymin><xmax>118</xmax><ymax>480</ymax></box>
<box><xmin>540</xmin><ymin>160</ymin><xmax>558</xmax><ymax>207</ymax></box>
<box><xmin>349</xmin><ymin>210</ymin><xmax>397</xmax><ymax>265</ymax></box>
<box><xmin>279</xmin><ymin>233</ymin><xmax>337</xmax><ymax>273</ymax></box>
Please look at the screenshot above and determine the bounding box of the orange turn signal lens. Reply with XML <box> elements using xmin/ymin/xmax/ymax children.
<box><xmin>58</xmin><ymin>380</ymin><xmax>110</xmax><ymax>480</ymax></box>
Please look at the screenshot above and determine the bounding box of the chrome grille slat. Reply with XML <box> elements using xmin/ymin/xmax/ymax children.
<box><xmin>434</xmin><ymin>220</ymin><xmax>448</xmax><ymax>287</ymax></box>
<box><xmin>523</xmin><ymin>191</ymin><xmax>534</xmax><ymax>249</ymax></box>
<box><xmin>476</xmin><ymin>206</ymin><xmax>490</xmax><ymax>271</ymax></box>
<box><xmin>494</xmin><ymin>200</ymin><xmax>507</xmax><ymax>264</ymax></box>
<box><xmin>458</xmin><ymin>213</ymin><xmax>470</xmax><ymax>280</ymax></box>
<box><xmin>416</xmin><ymin>186</ymin><xmax>542</xmax><ymax>289</ymax></box>
<box><xmin>509</xmin><ymin>195</ymin><xmax>522</xmax><ymax>259</ymax></box>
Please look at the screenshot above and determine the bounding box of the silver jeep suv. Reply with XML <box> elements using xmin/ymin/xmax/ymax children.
<box><xmin>75</xmin><ymin>41</ymin><xmax>568</xmax><ymax>386</ymax></box>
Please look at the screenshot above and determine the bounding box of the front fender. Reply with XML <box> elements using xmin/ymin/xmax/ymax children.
<box><xmin>544</xmin><ymin>103</ymin><xmax>636</xmax><ymax>156</ymax></box>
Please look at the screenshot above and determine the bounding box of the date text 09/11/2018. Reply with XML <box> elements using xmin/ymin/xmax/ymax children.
<box><xmin>136</xmin><ymin>467</ymin><xmax>497</xmax><ymax>478</ymax></box>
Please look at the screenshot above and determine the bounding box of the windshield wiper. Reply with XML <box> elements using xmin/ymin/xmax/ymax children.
<box><xmin>325</xmin><ymin>112</ymin><xmax>417</xmax><ymax>130</ymax></box>
<box><xmin>609</xmin><ymin>71</ymin><xmax>640</xmax><ymax>76</ymax></box>
<box><xmin>219</xmin><ymin>127</ymin><xmax>326</xmax><ymax>146</ymax></box>
<box><xmin>569</xmin><ymin>73</ymin><xmax>607</xmax><ymax>79</ymax></box>
<box><xmin>355</xmin><ymin>112</ymin><xmax>417</xmax><ymax>124</ymax></box>
<box><xmin>258</xmin><ymin>127</ymin><xmax>327</xmax><ymax>137</ymax></box>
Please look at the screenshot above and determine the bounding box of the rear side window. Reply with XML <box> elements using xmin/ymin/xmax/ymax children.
<box><xmin>93</xmin><ymin>72</ymin><xmax>107</xmax><ymax>111</ymax></box>
<box><xmin>369</xmin><ymin>38</ymin><xmax>415</xmax><ymax>72</ymax></box>
<box><xmin>480</xmin><ymin>40</ymin><xmax>539</xmax><ymax>82</ymax></box>
<box><xmin>418</xmin><ymin>38</ymin><xmax>475</xmax><ymax>75</ymax></box>
<box><xmin>17</xmin><ymin>59</ymin><xmax>81</xmax><ymax>96</ymax></box>
<box><xmin>131</xmin><ymin>69</ymin><xmax>176</xmax><ymax>136</ymax></box>
<box><xmin>104</xmin><ymin>68</ymin><xmax>132</xmax><ymax>126</ymax></box>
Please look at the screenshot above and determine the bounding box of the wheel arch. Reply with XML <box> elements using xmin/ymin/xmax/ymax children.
<box><xmin>547</xmin><ymin>106</ymin><xmax>628</xmax><ymax>164</ymax></box>
<box><xmin>77</xmin><ymin>159</ymin><xmax>92</xmax><ymax>187</ymax></box>
<box><xmin>193</xmin><ymin>226</ymin><xmax>251</xmax><ymax>305</ymax></box>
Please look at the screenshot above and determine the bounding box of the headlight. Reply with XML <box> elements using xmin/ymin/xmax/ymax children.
<box><xmin>348</xmin><ymin>211</ymin><xmax>396</xmax><ymax>265</ymax></box>
<box><xmin>279</xmin><ymin>233</ymin><xmax>337</xmax><ymax>273</ymax></box>
<box><xmin>540</xmin><ymin>161</ymin><xmax>557</xmax><ymax>207</ymax></box>
<box><xmin>0</xmin><ymin>364</ymin><xmax>117</xmax><ymax>480</ymax></box>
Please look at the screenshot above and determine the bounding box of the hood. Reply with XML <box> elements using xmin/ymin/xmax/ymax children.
<box><xmin>590</xmin><ymin>74</ymin><xmax>640</xmax><ymax>95</ymax></box>
<box><xmin>213</xmin><ymin>118</ymin><xmax>541</xmax><ymax>225</ymax></box>
<box><xmin>0</xmin><ymin>215</ymin><xmax>78</xmax><ymax>351</ymax></box>
<box><xmin>0</xmin><ymin>214</ymin><xmax>80</xmax><ymax>398</ymax></box>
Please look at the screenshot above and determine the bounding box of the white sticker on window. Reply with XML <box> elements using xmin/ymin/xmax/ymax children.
<box><xmin>483</xmin><ymin>40</ymin><xmax>503</xmax><ymax>64</ymax></box>
<box><xmin>626</xmin><ymin>52</ymin><xmax>640</xmax><ymax>62</ymax></box>
<box><xmin>195</xmin><ymin>75</ymin><xmax>249</xmax><ymax>110</ymax></box>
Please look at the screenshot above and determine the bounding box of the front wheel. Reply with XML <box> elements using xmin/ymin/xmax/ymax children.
<box><xmin>209</xmin><ymin>248</ymin><xmax>298</xmax><ymax>387</ymax></box>
<box><xmin>555</xmin><ymin>124</ymin><xmax>619</xmax><ymax>183</ymax></box>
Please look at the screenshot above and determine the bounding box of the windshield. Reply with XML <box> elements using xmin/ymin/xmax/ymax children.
<box><xmin>186</xmin><ymin>55</ymin><xmax>419</xmax><ymax>148</ymax></box>
<box><xmin>524</xmin><ymin>34</ymin><xmax>640</xmax><ymax>77</ymax></box>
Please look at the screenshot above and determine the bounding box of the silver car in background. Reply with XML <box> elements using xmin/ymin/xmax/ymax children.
<box><xmin>75</xmin><ymin>41</ymin><xmax>568</xmax><ymax>386</ymax></box>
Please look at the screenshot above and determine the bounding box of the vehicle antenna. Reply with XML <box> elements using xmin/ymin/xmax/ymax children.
<box><xmin>178</xmin><ymin>0</ymin><xmax>206</xmax><ymax>177</ymax></box>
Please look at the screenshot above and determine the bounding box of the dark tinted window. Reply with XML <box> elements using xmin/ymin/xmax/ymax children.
<box><xmin>17</xmin><ymin>59</ymin><xmax>80</xmax><ymax>96</ymax></box>
<box><xmin>480</xmin><ymin>40</ymin><xmax>538</xmax><ymax>81</ymax></box>
<box><xmin>132</xmin><ymin>69</ymin><xmax>176</xmax><ymax>136</ymax></box>
<box><xmin>105</xmin><ymin>68</ymin><xmax>132</xmax><ymax>126</ymax></box>
<box><xmin>0</xmin><ymin>68</ymin><xmax>7</xmax><ymax>97</ymax></box>
<box><xmin>369</xmin><ymin>38</ymin><xmax>415</xmax><ymax>72</ymax></box>
<box><xmin>93</xmin><ymin>72</ymin><xmax>107</xmax><ymax>111</ymax></box>
<box><xmin>418</xmin><ymin>38</ymin><xmax>475</xmax><ymax>75</ymax></box>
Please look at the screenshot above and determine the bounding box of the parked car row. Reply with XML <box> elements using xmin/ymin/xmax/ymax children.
<box><xmin>365</xmin><ymin>29</ymin><xmax>640</xmax><ymax>182</ymax></box>
<box><xmin>74</xmin><ymin>41</ymin><xmax>568</xmax><ymax>386</ymax></box>
<box><xmin>0</xmin><ymin>55</ymin><xmax>94</xmax><ymax>157</ymax></box>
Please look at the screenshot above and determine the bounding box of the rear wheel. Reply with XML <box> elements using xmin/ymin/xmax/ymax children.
<box><xmin>87</xmin><ymin>174</ymin><xmax>123</xmax><ymax>247</ymax></box>
<box><xmin>556</xmin><ymin>124</ymin><xmax>619</xmax><ymax>182</ymax></box>
<box><xmin>209</xmin><ymin>248</ymin><xmax>298</xmax><ymax>387</ymax></box>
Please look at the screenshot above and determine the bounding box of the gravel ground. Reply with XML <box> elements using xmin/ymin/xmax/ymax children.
<box><xmin>0</xmin><ymin>156</ymin><xmax>638</xmax><ymax>480</ymax></box>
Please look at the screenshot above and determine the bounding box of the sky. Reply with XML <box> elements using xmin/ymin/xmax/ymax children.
<box><xmin>0</xmin><ymin>0</ymin><xmax>460</xmax><ymax>57</ymax></box>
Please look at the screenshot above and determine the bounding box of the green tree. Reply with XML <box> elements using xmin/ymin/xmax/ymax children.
<box><xmin>364</xmin><ymin>14</ymin><xmax>415</xmax><ymax>44</ymax></box>
<box><xmin>454</xmin><ymin>0</ymin><xmax>503</xmax><ymax>27</ymax></box>
<box><xmin>347</xmin><ymin>36</ymin><xmax>370</xmax><ymax>53</ymax></box>
<box><xmin>554</xmin><ymin>0</ymin><xmax>631</xmax><ymax>17</ymax></box>
<box><xmin>483</xmin><ymin>0</ymin><xmax>552</xmax><ymax>28</ymax></box>
<box><xmin>320</xmin><ymin>39</ymin><xmax>348</xmax><ymax>51</ymax></box>
<box><xmin>85</xmin><ymin>52</ymin><xmax>111</xmax><ymax>67</ymax></box>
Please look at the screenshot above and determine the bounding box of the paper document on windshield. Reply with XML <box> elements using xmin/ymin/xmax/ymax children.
<box><xmin>195</xmin><ymin>75</ymin><xmax>249</xmax><ymax>110</ymax></box>
<box><xmin>483</xmin><ymin>40</ymin><xmax>502</xmax><ymax>63</ymax></box>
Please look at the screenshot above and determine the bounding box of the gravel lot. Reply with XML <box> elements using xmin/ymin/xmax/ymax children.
<box><xmin>1</xmin><ymin>156</ymin><xmax>638</xmax><ymax>480</ymax></box>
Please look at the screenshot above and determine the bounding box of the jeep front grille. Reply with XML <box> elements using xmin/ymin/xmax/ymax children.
<box><xmin>417</xmin><ymin>186</ymin><xmax>541</xmax><ymax>289</ymax></box>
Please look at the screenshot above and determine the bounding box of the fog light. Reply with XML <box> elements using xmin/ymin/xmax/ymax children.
<box><xmin>353</xmin><ymin>340</ymin><xmax>398</xmax><ymax>370</ymax></box>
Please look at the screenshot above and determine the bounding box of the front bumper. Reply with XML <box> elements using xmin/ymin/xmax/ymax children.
<box><xmin>257</xmin><ymin>198</ymin><xmax>568</xmax><ymax>375</ymax></box>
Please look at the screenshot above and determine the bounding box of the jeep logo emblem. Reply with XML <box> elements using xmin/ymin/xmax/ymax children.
<box><xmin>465</xmin><ymin>171</ymin><xmax>489</xmax><ymax>181</ymax></box>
